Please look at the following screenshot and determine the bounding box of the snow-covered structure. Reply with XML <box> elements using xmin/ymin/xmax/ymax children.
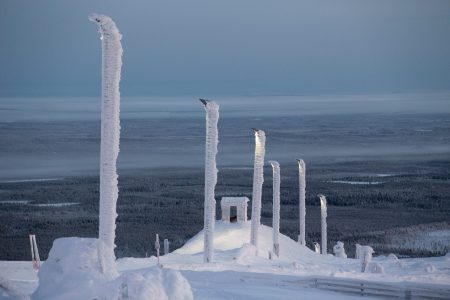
<box><xmin>155</xmin><ymin>234</ymin><xmax>160</xmax><ymax>266</ymax></box>
<box><xmin>164</xmin><ymin>239</ymin><xmax>169</xmax><ymax>255</ymax></box>
<box><xmin>33</xmin><ymin>238</ymin><xmax>193</xmax><ymax>300</ymax></box>
<box><xmin>297</xmin><ymin>159</ymin><xmax>306</xmax><ymax>246</ymax></box>
<box><xmin>250</xmin><ymin>129</ymin><xmax>266</xmax><ymax>249</ymax></box>
<box><xmin>355</xmin><ymin>244</ymin><xmax>362</xmax><ymax>259</ymax></box>
<box><xmin>221</xmin><ymin>197</ymin><xmax>249</xmax><ymax>222</ymax></box>
<box><xmin>200</xmin><ymin>99</ymin><xmax>219</xmax><ymax>263</ymax></box>
<box><xmin>313</xmin><ymin>242</ymin><xmax>321</xmax><ymax>254</ymax></box>
<box><xmin>333</xmin><ymin>241</ymin><xmax>347</xmax><ymax>258</ymax></box>
<box><xmin>89</xmin><ymin>13</ymin><xmax>123</xmax><ymax>277</ymax></box>
<box><xmin>269</xmin><ymin>161</ymin><xmax>280</xmax><ymax>257</ymax></box>
<box><xmin>318</xmin><ymin>194</ymin><xmax>327</xmax><ymax>255</ymax></box>
<box><xmin>360</xmin><ymin>245</ymin><xmax>374</xmax><ymax>272</ymax></box>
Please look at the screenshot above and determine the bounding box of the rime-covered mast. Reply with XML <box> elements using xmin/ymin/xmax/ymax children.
<box><xmin>318</xmin><ymin>194</ymin><xmax>327</xmax><ymax>255</ymax></box>
<box><xmin>200</xmin><ymin>99</ymin><xmax>219</xmax><ymax>263</ymax></box>
<box><xmin>250</xmin><ymin>129</ymin><xmax>266</xmax><ymax>248</ymax></box>
<box><xmin>269</xmin><ymin>161</ymin><xmax>280</xmax><ymax>257</ymax></box>
<box><xmin>297</xmin><ymin>159</ymin><xmax>306</xmax><ymax>246</ymax></box>
<box><xmin>89</xmin><ymin>14</ymin><xmax>123</xmax><ymax>276</ymax></box>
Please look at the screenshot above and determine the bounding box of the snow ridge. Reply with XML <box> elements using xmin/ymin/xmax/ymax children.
<box><xmin>89</xmin><ymin>13</ymin><xmax>123</xmax><ymax>276</ymax></box>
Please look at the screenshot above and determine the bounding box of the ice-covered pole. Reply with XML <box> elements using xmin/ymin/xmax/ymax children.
<box><xmin>269</xmin><ymin>161</ymin><xmax>280</xmax><ymax>257</ymax></box>
<box><xmin>155</xmin><ymin>234</ymin><xmax>160</xmax><ymax>266</ymax></box>
<box><xmin>318</xmin><ymin>194</ymin><xmax>327</xmax><ymax>255</ymax></box>
<box><xmin>250</xmin><ymin>128</ymin><xmax>266</xmax><ymax>248</ymax></box>
<box><xmin>164</xmin><ymin>239</ymin><xmax>169</xmax><ymax>255</ymax></box>
<box><xmin>297</xmin><ymin>159</ymin><xmax>306</xmax><ymax>246</ymax></box>
<box><xmin>200</xmin><ymin>99</ymin><xmax>219</xmax><ymax>263</ymax></box>
<box><xmin>89</xmin><ymin>13</ymin><xmax>123</xmax><ymax>276</ymax></box>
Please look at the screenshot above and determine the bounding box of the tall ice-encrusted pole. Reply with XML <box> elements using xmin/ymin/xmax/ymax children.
<box><xmin>250</xmin><ymin>129</ymin><xmax>266</xmax><ymax>249</ymax></box>
<box><xmin>269</xmin><ymin>161</ymin><xmax>280</xmax><ymax>257</ymax></box>
<box><xmin>297</xmin><ymin>159</ymin><xmax>306</xmax><ymax>246</ymax></box>
<box><xmin>318</xmin><ymin>194</ymin><xmax>327</xmax><ymax>255</ymax></box>
<box><xmin>200</xmin><ymin>99</ymin><xmax>219</xmax><ymax>263</ymax></box>
<box><xmin>89</xmin><ymin>13</ymin><xmax>122</xmax><ymax>276</ymax></box>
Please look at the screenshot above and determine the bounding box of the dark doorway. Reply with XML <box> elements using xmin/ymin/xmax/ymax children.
<box><xmin>230</xmin><ymin>206</ymin><xmax>237</xmax><ymax>223</ymax></box>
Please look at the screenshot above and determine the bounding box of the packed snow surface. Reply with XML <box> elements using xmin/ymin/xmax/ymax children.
<box><xmin>1</xmin><ymin>221</ymin><xmax>450</xmax><ymax>299</ymax></box>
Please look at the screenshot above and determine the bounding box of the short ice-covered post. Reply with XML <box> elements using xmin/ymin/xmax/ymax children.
<box><xmin>89</xmin><ymin>13</ymin><xmax>123</xmax><ymax>277</ymax></box>
<box><xmin>250</xmin><ymin>129</ymin><xmax>266</xmax><ymax>249</ymax></box>
<box><xmin>318</xmin><ymin>194</ymin><xmax>327</xmax><ymax>255</ymax></box>
<box><xmin>297</xmin><ymin>159</ymin><xmax>306</xmax><ymax>246</ymax></box>
<box><xmin>269</xmin><ymin>161</ymin><xmax>280</xmax><ymax>257</ymax></box>
<box><xmin>200</xmin><ymin>99</ymin><xmax>219</xmax><ymax>263</ymax></box>
<box><xmin>164</xmin><ymin>239</ymin><xmax>169</xmax><ymax>255</ymax></box>
<box><xmin>155</xmin><ymin>234</ymin><xmax>160</xmax><ymax>266</ymax></box>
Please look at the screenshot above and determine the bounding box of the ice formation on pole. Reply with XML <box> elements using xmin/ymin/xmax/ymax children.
<box><xmin>355</xmin><ymin>243</ymin><xmax>362</xmax><ymax>259</ymax></box>
<box><xmin>164</xmin><ymin>239</ymin><xmax>170</xmax><ymax>255</ymax></box>
<box><xmin>200</xmin><ymin>99</ymin><xmax>219</xmax><ymax>263</ymax></box>
<box><xmin>89</xmin><ymin>13</ymin><xmax>123</xmax><ymax>276</ymax></box>
<box><xmin>333</xmin><ymin>241</ymin><xmax>347</xmax><ymax>258</ymax></box>
<box><xmin>250</xmin><ymin>129</ymin><xmax>266</xmax><ymax>248</ymax></box>
<box><xmin>318</xmin><ymin>194</ymin><xmax>327</xmax><ymax>255</ymax></box>
<box><xmin>313</xmin><ymin>242</ymin><xmax>321</xmax><ymax>254</ymax></box>
<box><xmin>269</xmin><ymin>161</ymin><xmax>280</xmax><ymax>257</ymax></box>
<box><xmin>297</xmin><ymin>159</ymin><xmax>306</xmax><ymax>246</ymax></box>
<box><xmin>360</xmin><ymin>245</ymin><xmax>374</xmax><ymax>272</ymax></box>
<box><xmin>29</xmin><ymin>234</ymin><xmax>41</xmax><ymax>270</ymax></box>
<box><xmin>155</xmin><ymin>234</ymin><xmax>160</xmax><ymax>266</ymax></box>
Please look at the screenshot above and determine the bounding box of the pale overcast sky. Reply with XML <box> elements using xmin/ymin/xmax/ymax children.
<box><xmin>1</xmin><ymin>0</ymin><xmax>450</xmax><ymax>96</ymax></box>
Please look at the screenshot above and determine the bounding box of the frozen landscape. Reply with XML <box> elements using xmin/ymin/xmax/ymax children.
<box><xmin>1</xmin><ymin>222</ymin><xmax>450</xmax><ymax>299</ymax></box>
<box><xmin>1</xmin><ymin>1</ymin><xmax>450</xmax><ymax>299</ymax></box>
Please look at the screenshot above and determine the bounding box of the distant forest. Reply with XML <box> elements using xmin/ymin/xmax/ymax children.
<box><xmin>0</xmin><ymin>158</ymin><xmax>449</xmax><ymax>260</ymax></box>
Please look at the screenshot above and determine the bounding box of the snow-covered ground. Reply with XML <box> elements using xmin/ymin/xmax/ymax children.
<box><xmin>1</xmin><ymin>221</ymin><xmax>450</xmax><ymax>299</ymax></box>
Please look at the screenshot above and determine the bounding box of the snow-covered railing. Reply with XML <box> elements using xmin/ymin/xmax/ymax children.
<box><xmin>294</xmin><ymin>276</ymin><xmax>450</xmax><ymax>299</ymax></box>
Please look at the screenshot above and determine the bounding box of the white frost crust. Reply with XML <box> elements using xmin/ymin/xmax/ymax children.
<box><xmin>269</xmin><ymin>161</ymin><xmax>280</xmax><ymax>257</ymax></box>
<box><xmin>203</xmin><ymin>101</ymin><xmax>219</xmax><ymax>263</ymax></box>
<box><xmin>319</xmin><ymin>194</ymin><xmax>327</xmax><ymax>255</ymax></box>
<box><xmin>90</xmin><ymin>13</ymin><xmax>123</xmax><ymax>277</ymax></box>
<box><xmin>250</xmin><ymin>130</ymin><xmax>266</xmax><ymax>248</ymax></box>
<box><xmin>297</xmin><ymin>159</ymin><xmax>306</xmax><ymax>246</ymax></box>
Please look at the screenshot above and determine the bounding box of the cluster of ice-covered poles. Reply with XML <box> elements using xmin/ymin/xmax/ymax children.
<box><xmin>199</xmin><ymin>99</ymin><xmax>329</xmax><ymax>263</ymax></box>
<box><xmin>90</xmin><ymin>13</ymin><xmax>372</xmax><ymax>277</ymax></box>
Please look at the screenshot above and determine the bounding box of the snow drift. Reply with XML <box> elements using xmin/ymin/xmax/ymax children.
<box><xmin>32</xmin><ymin>237</ymin><xmax>193</xmax><ymax>300</ymax></box>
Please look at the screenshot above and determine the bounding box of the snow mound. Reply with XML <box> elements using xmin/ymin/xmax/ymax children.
<box><xmin>33</xmin><ymin>237</ymin><xmax>112</xmax><ymax>299</ymax></box>
<box><xmin>175</xmin><ymin>221</ymin><xmax>317</xmax><ymax>261</ymax></box>
<box><xmin>122</xmin><ymin>268</ymin><xmax>193</xmax><ymax>300</ymax></box>
<box><xmin>33</xmin><ymin>237</ymin><xmax>193</xmax><ymax>300</ymax></box>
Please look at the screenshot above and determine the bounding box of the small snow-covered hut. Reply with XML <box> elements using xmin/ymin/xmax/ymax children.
<box><xmin>220</xmin><ymin>197</ymin><xmax>249</xmax><ymax>222</ymax></box>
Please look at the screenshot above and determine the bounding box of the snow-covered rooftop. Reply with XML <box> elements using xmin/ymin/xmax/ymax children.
<box><xmin>220</xmin><ymin>197</ymin><xmax>249</xmax><ymax>206</ymax></box>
